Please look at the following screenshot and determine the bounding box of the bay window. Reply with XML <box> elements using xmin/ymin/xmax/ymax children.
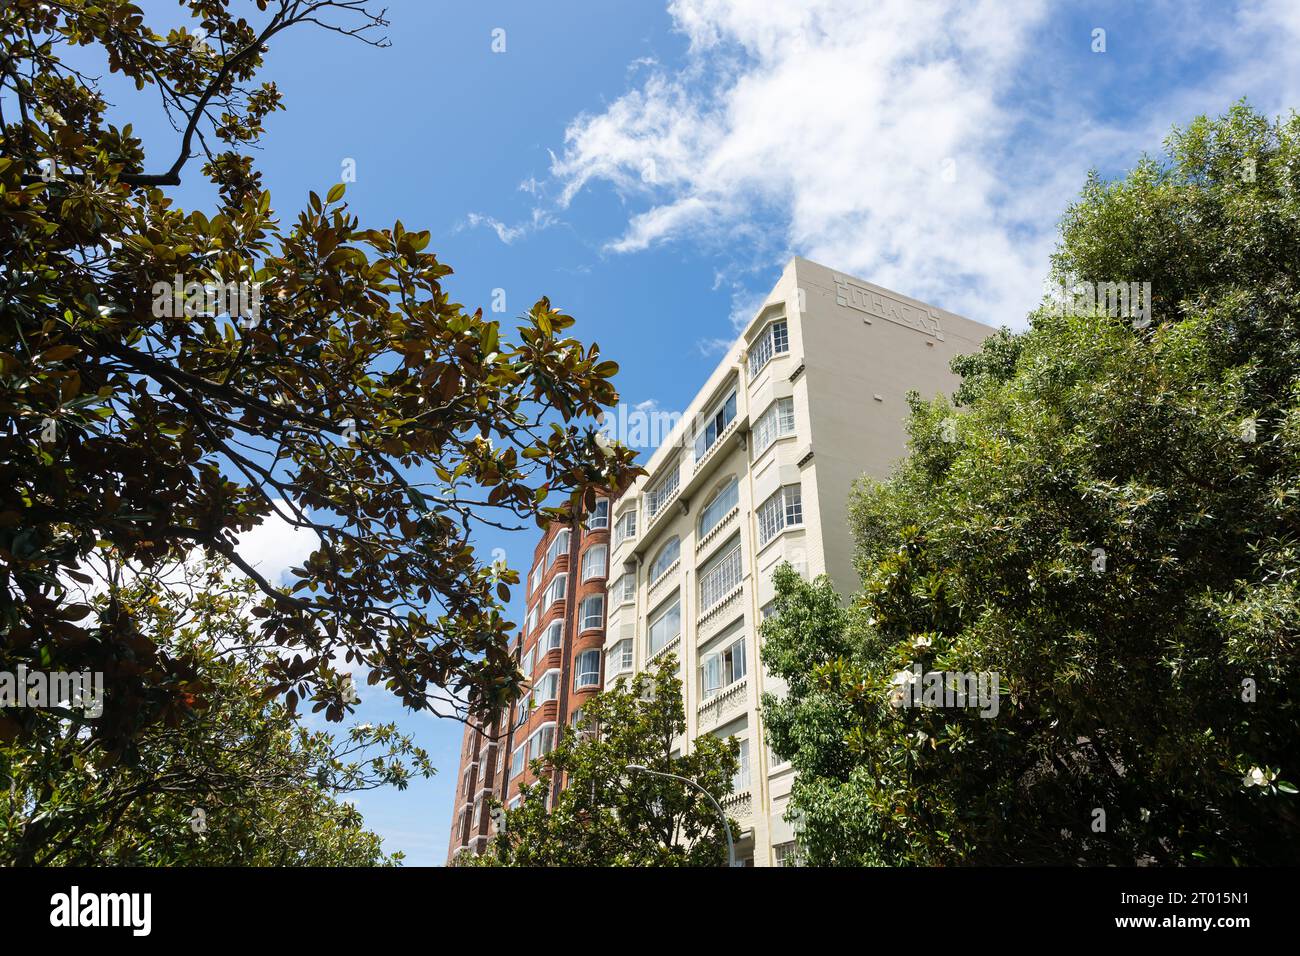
<box><xmin>581</xmin><ymin>544</ymin><xmax>608</xmax><ymax>581</ymax></box>
<box><xmin>574</xmin><ymin>649</ymin><xmax>601</xmax><ymax>689</ymax></box>
<box><xmin>579</xmin><ymin>594</ymin><xmax>604</xmax><ymax>631</ymax></box>
<box><xmin>752</xmin><ymin>397</ymin><xmax>796</xmax><ymax>455</ymax></box>
<box><xmin>699</xmin><ymin>538</ymin><xmax>742</xmax><ymax>612</ymax></box>
<box><xmin>757</xmin><ymin>485</ymin><xmax>803</xmax><ymax>546</ymax></box>
<box><xmin>747</xmin><ymin>319</ymin><xmax>789</xmax><ymax>378</ymax></box>
<box><xmin>544</xmin><ymin>572</ymin><xmax>567</xmax><ymax>607</ymax></box>
<box><xmin>546</xmin><ymin>528</ymin><xmax>571</xmax><ymax>568</ymax></box>
<box><xmin>589</xmin><ymin>499</ymin><xmax>609</xmax><ymax>529</ymax></box>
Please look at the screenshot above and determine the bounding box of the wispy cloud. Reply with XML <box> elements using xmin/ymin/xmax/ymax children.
<box><xmin>548</xmin><ymin>0</ymin><xmax>1300</xmax><ymax>328</ymax></box>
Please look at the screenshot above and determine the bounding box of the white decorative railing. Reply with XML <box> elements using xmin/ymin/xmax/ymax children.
<box><xmin>646</xmin><ymin>468</ymin><xmax>681</xmax><ymax>520</ymax></box>
<box><xmin>697</xmin><ymin>676</ymin><xmax>747</xmax><ymax>727</ymax></box>
<box><xmin>649</xmin><ymin>633</ymin><xmax>681</xmax><ymax>664</ymax></box>
<box><xmin>698</xmin><ymin>545</ymin><xmax>742</xmax><ymax>614</ymax></box>
<box><xmin>697</xmin><ymin>505</ymin><xmax>739</xmax><ymax>553</ymax></box>
<box><xmin>692</xmin><ymin>416</ymin><xmax>739</xmax><ymax>474</ymax></box>
<box><xmin>648</xmin><ymin>558</ymin><xmax>680</xmax><ymax>599</ymax></box>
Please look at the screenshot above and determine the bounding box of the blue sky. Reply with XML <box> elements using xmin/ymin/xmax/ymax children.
<box><xmin>76</xmin><ymin>0</ymin><xmax>1300</xmax><ymax>863</ymax></box>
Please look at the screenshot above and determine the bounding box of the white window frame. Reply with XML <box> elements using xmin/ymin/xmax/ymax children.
<box><xmin>579</xmin><ymin>593</ymin><xmax>604</xmax><ymax>631</ymax></box>
<box><xmin>694</xmin><ymin>388</ymin><xmax>737</xmax><ymax>460</ymax></box>
<box><xmin>757</xmin><ymin>485</ymin><xmax>803</xmax><ymax>546</ymax></box>
<box><xmin>699</xmin><ymin>538</ymin><xmax>742</xmax><ymax>612</ymax></box>
<box><xmin>531</xmin><ymin>668</ymin><xmax>560</xmax><ymax>706</ymax></box>
<box><xmin>698</xmin><ymin>477</ymin><xmax>739</xmax><ymax>539</ymax></box>
<box><xmin>574</xmin><ymin>649</ymin><xmax>601</xmax><ymax>689</ymax></box>
<box><xmin>525</xmin><ymin>604</ymin><xmax>538</xmax><ymax>635</ymax></box>
<box><xmin>546</xmin><ymin>528</ymin><xmax>571</xmax><ymax>568</ymax></box>
<box><xmin>752</xmin><ymin>396</ymin><xmax>795</xmax><ymax>455</ymax></box>
<box><xmin>613</xmin><ymin>509</ymin><xmax>638</xmax><ymax>548</ymax></box>
<box><xmin>510</xmin><ymin>745</ymin><xmax>525</xmax><ymax>780</ymax></box>
<box><xmin>733</xmin><ymin>738</ymin><xmax>751</xmax><ymax>791</ymax></box>
<box><xmin>540</xmin><ymin>620</ymin><xmax>563</xmax><ymax>653</ymax></box>
<box><xmin>581</xmin><ymin>544</ymin><xmax>608</xmax><ymax>582</ymax></box>
<box><xmin>646</xmin><ymin>465</ymin><xmax>680</xmax><ymax>519</ymax></box>
<box><xmin>529</xmin><ymin>563</ymin><xmax>543</xmax><ymax>596</ymax></box>
<box><xmin>648</xmin><ymin>593</ymin><xmax>681</xmax><ymax>655</ymax></box>
<box><xmin>589</xmin><ymin>499</ymin><xmax>609</xmax><ymax>530</ymax></box>
<box><xmin>607</xmin><ymin>639</ymin><xmax>633</xmax><ymax>674</ymax></box>
<box><xmin>649</xmin><ymin>536</ymin><xmax>680</xmax><ymax>583</ymax></box>
<box><xmin>544</xmin><ymin>572</ymin><xmax>567</xmax><ymax>607</ymax></box>
<box><xmin>527</xmin><ymin>722</ymin><xmax>557</xmax><ymax>761</ymax></box>
<box><xmin>747</xmin><ymin>319</ymin><xmax>789</xmax><ymax>378</ymax></box>
<box><xmin>701</xmin><ymin>633</ymin><xmax>747</xmax><ymax>698</ymax></box>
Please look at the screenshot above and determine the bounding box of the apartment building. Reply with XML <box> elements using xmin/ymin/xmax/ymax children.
<box><xmin>603</xmin><ymin>256</ymin><xmax>993</xmax><ymax>866</ymax></box>
<box><xmin>446</xmin><ymin>501</ymin><xmax>612</xmax><ymax>862</ymax></box>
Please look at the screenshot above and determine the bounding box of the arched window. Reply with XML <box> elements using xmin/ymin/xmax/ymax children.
<box><xmin>698</xmin><ymin>477</ymin><xmax>739</xmax><ymax>538</ymax></box>
<box><xmin>650</xmin><ymin>536</ymin><xmax>680</xmax><ymax>582</ymax></box>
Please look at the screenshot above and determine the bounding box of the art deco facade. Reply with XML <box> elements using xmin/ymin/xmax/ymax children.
<box><xmin>603</xmin><ymin>257</ymin><xmax>992</xmax><ymax>865</ymax></box>
<box><xmin>448</xmin><ymin>256</ymin><xmax>991</xmax><ymax>865</ymax></box>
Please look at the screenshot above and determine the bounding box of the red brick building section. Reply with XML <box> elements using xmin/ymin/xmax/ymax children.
<box><xmin>446</xmin><ymin>497</ymin><xmax>611</xmax><ymax>863</ymax></box>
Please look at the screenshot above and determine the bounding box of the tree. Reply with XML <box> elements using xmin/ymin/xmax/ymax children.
<box><xmin>0</xmin><ymin>0</ymin><xmax>640</xmax><ymax>754</ymax></box>
<box><xmin>0</xmin><ymin>561</ymin><xmax>432</xmax><ymax>865</ymax></box>
<box><xmin>762</xmin><ymin>103</ymin><xmax>1300</xmax><ymax>865</ymax></box>
<box><xmin>464</xmin><ymin>656</ymin><xmax>740</xmax><ymax>867</ymax></box>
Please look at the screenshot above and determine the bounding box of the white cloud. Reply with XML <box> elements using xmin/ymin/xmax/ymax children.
<box><xmin>233</xmin><ymin>498</ymin><xmax>319</xmax><ymax>587</ymax></box>
<box><xmin>550</xmin><ymin>0</ymin><xmax>1300</xmax><ymax>329</ymax></box>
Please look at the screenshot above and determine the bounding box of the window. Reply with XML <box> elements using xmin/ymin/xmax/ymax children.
<box><xmin>589</xmin><ymin>499</ymin><xmax>609</xmax><ymax>530</ymax></box>
<box><xmin>648</xmin><ymin>594</ymin><xmax>681</xmax><ymax>654</ymax></box>
<box><xmin>613</xmin><ymin>509</ymin><xmax>638</xmax><ymax>548</ymax></box>
<box><xmin>544</xmin><ymin>573</ymin><xmax>567</xmax><ymax>607</ymax></box>
<box><xmin>698</xmin><ymin>477</ymin><xmax>739</xmax><ymax>538</ymax></box>
<box><xmin>532</xmin><ymin>669</ymin><xmax>559</xmax><ymax>705</ymax></box>
<box><xmin>581</xmin><ymin>544</ymin><xmax>607</xmax><ymax>582</ymax></box>
<box><xmin>733</xmin><ymin>738</ymin><xmax>751</xmax><ymax>791</ymax></box>
<box><xmin>650</xmin><ymin>537</ymin><xmax>680</xmax><ymax>583</ymax></box>
<box><xmin>514</xmin><ymin>693</ymin><xmax>531</xmax><ymax>728</ymax></box>
<box><xmin>578</xmin><ymin>594</ymin><xmax>604</xmax><ymax>631</ymax></box>
<box><xmin>525</xmin><ymin>604</ymin><xmax>537</xmax><ymax>635</ymax></box>
<box><xmin>774</xmin><ymin>841</ymin><xmax>802</xmax><ymax>867</ymax></box>
<box><xmin>529</xmin><ymin>563</ymin><xmax>543</xmax><ymax>596</ymax></box>
<box><xmin>757</xmin><ymin>485</ymin><xmax>802</xmax><ymax>546</ymax></box>
<box><xmin>510</xmin><ymin>745</ymin><xmax>525</xmax><ymax>780</ymax></box>
<box><xmin>607</xmin><ymin>639</ymin><xmax>633</xmax><ymax>674</ymax></box>
<box><xmin>694</xmin><ymin>389</ymin><xmax>737</xmax><ymax>460</ymax></box>
<box><xmin>546</xmin><ymin>528</ymin><xmax>571</xmax><ymax>568</ymax></box>
<box><xmin>611</xmin><ymin>573</ymin><xmax>636</xmax><ymax>605</ymax></box>
<box><xmin>508</xmin><ymin>795</ymin><xmax>522</xmax><ymax>811</ymax></box>
<box><xmin>540</xmin><ymin>620</ymin><xmax>563</xmax><ymax>653</ymax></box>
<box><xmin>747</xmin><ymin>319</ymin><xmax>789</xmax><ymax>377</ymax></box>
<box><xmin>699</xmin><ymin>539</ymin><xmax>742</xmax><ymax>611</ymax></box>
<box><xmin>574</xmin><ymin>649</ymin><xmax>601</xmax><ymax>689</ymax></box>
<box><xmin>753</xmin><ymin>396</ymin><xmax>795</xmax><ymax>455</ymax></box>
<box><xmin>646</xmin><ymin>466</ymin><xmax>680</xmax><ymax>519</ymax></box>
<box><xmin>527</xmin><ymin>724</ymin><xmax>556</xmax><ymax>761</ymax></box>
<box><xmin>701</xmin><ymin>633</ymin><xmax>747</xmax><ymax>697</ymax></box>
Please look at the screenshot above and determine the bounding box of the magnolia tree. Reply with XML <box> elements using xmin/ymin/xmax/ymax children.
<box><xmin>0</xmin><ymin>562</ymin><xmax>431</xmax><ymax>865</ymax></box>
<box><xmin>464</xmin><ymin>656</ymin><xmax>740</xmax><ymax>867</ymax></box>
<box><xmin>763</xmin><ymin>104</ymin><xmax>1300</xmax><ymax>865</ymax></box>
<box><xmin>0</xmin><ymin>1</ymin><xmax>640</xmax><ymax>756</ymax></box>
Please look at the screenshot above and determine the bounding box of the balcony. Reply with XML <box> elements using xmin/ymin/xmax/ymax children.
<box><xmin>697</xmin><ymin>676</ymin><xmax>748</xmax><ymax>731</ymax></box>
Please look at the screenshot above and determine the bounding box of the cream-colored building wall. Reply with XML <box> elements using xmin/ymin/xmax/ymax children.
<box><xmin>604</xmin><ymin>257</ymin><xmax>993</xmax><ymax>865</ymax></box>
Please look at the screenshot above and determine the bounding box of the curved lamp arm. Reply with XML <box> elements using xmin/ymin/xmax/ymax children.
<box><xmin>626</xmin><ymin>764</ymin><xmax>737</xmax><ymax>868</ymax></box>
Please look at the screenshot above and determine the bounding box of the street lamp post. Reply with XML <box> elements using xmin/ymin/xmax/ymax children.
<box><xmin>626</xmin><ymin>763</ymin><xmax>737</xmax><ymax>867</ymax></box>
